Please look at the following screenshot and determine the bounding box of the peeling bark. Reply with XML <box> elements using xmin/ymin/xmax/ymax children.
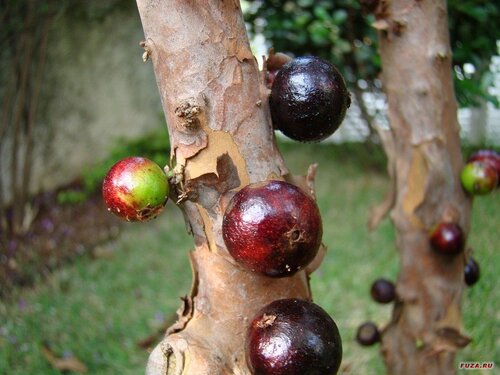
<box><xmin>373</xmin><ymin>1</ymin><xmax>472</xmax><ymax>374</ymax></box>
<box><xmin>135</xmin><ymin>1</ymin><xmax>316</xmax><ymax>373</ymax></box>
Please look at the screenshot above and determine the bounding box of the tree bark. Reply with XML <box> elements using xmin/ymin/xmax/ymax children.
<box><xmin>135</xmin><ymin>1</ymin><xmax>319</xmax><ymax>373</ymax></box>
<box><xmin>372</xmin><ymin>1</ymin><xmax>472</xmax><ymax>374</ymax></box>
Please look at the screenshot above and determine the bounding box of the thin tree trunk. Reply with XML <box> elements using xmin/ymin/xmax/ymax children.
<box><xmin>136</xmin><ymin>2</ymin><xmax>319</xmax><ymax>373</ymax></box>
<box><xmin>0</xmin><ymin>47</ymin><xmax>20</xmax><ymax>235</ymax></box>
<box><xmin>19</xmin><ymin>13</ymin><xmax>52</xmax><ymax>232</ymax></box>
<box><xmin>372</xmin><ymin>1</ymin><xmax>472</xmax><ymax>374</ymax></box>
<box><xmin>10</xmin><ymin>0</ymin><xmax>36</xmax><ymax>234</ymax></box>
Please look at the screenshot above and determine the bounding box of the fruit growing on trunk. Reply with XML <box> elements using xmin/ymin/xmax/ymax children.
<box><xmin>355</xmin><ymin>321</ymin><xmax>381</xmax><ymax>346</ymax></box>
<box><xmin>247</xmin><ymin>298</ymin><xmax>342</xmax><ymax>375</ymax></box>
<box><xmin>222</xmin><ymin>180</ymin><xmax>322</xmax><ymax>277</ymax></box>
<box><xmin>460</xmin><ymin>161</ymin><xmax>498</xmax><ymax>195</ymax></box>
<box><xmin>468</xmin><ymin>149</ymin><xmax>500</xmax><ymax>187</ymax></box>
<box><xmin>370</xmin><ymin>278</ymin><xmax>396</xmax><ymax>304</ymax></box>
<box><xmin>464</xmin><ymin>257</ymin><xmax>480</xmax><ymax>286</ymax></box>
<box><xmin>269</xmin><ymin>56</ymin><xmax>350</xmax><ymax>142</ymax></box>
<box><xmin>103</xmin><ymin>156</ymin><xmax>168</xmax><ymax>221</ymax></box>
<box><xmin>429</xmin><ymin>222</ymin><xmax>465</xmax><ymax>256</ymax></box>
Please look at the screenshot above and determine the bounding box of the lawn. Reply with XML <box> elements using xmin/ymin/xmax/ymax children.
<box><xmin>0</xmin><ymin>143</ymin><xmax>498</xmax><ymax>374</ymax></box>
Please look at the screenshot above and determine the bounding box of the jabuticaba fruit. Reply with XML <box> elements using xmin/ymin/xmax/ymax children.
<box><xmin>103</xmin><ymin>156</ymin><xmax>168</xmax><ymax>221</ymax></box>
<box><xmin>222</xmin><ymin>180</ymin><xmax>322</xmax><ymax>277</ymax></box>
<box><xmin>355</xmin><ymin>321</ymin><xmax>381</xmax><ymax>346</ymax></box>
<box><xmin>247</xmin><ymin>298</ymin><xmax>342</xmax><ymax>375</ymax></box>
<box><xmin>370</xmin><ymin>278</ymin><xmax>396</xmax><ymax>304</ymax></box>
<box><xmin>429</xmin><ymin>222</ymin><xmax>465</xmax><ymax>257</ymax></box>
<box><xmin>464</xmin><ymin>256</ymin><xmax>480</xmax><ymax>287</ymax></box>
<box><xmin>269</xmin><ymin>56</ymin><xmax>350</xmax><ymax>142</ymax></box>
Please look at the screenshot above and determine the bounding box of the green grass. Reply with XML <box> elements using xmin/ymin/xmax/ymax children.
<box><xmin>1</xmin><ymin>143</ymin><xmax>498</xmax><ymax>374</ymax></box>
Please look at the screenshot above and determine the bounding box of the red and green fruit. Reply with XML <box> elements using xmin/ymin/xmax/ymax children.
<box><xmin>222</xmin><ymin>180</ymin><xmax>322</xmax><ymax>277</ymax></box>
<box><xmin>460</xmin><ymin>161</ymin><xmax>498</xmax><ymax>195</ymax></box>
<box><xmin>429</xmin><ymin>222</ymin><xmax>465</xmax><ymax>256</ymax></box>
<box><xmin>468</xmin><ymin>149</ymin><xmax>500</xmax><ymax>187</ymax></box>
<box><xmin>355</xmin><ymin>322</ymin><xmax>380</xmax><ymax>346</ymax></box>
<box><xmin>247</xmin><ymin>298</ymin><xmax>342</xmax><ymax>375</ymax></box>
<box><xmin>464</xmin><ymin>257</ymin><xmax>480</xmax><ymax>287</ymax></box>
<box><xmin>269</xmin><ymin>56</ymin><xmax>350</xmax><ymax>142</ymax></box>
<box><xmin>103</xmin><ymin>156</ymin><xmax>169</xmax><ymax>221</ymax></box>
<box><xmin>370</xmin><ymin>278</ymin><xmax>396</xmax><ymax>304</ymax></box>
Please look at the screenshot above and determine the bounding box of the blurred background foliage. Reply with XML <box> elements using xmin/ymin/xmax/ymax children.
<box><xmin>244</xmin><ymin>0</ymin><xmax>500</xmax><ymax>108</ymax></box>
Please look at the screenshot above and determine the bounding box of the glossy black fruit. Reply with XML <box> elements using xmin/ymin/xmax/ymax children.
<box><xmin>464</xmin><ymin>257</ymin><xmax>480</xmax><ymax>286</ymax></box>
<box><xmin>370</xmin><ymin>278</ymin><xmax>396</xmax><ymax>304</ymax></box>
<box><xmin>270</xmin><ymin>56</ymin><xmax>350</xmax><ymax>142</ymax></box>
<box><xmin>355</xmin><ymin>322</ymin><xmax>380</xmax><ymax>346</ymax></box>
<box><xmin>247</xmin><ymin>298</ymin><xmax>342</xmax><ymax>375</ymax></box>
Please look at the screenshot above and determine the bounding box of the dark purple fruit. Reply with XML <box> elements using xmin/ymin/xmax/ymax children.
<box><xmin>460</xmin><ymin>161</ymin><xmax>498</xmax><ymax>195</ymax></box>
<box><xmin>370</xmin><ymin>278</ymin><xmax>396</xmax><ymax>304</ymax></box>
<box><xmin>270</xmin><ymin>56</ymin><xmax>350</xmax><ymax>142</ymax></box>
<box><xmin>102</xmin><ymin>157</ymin><xmax>168</xmax><ymax>221</ymax></box>
<box><xmin>429</xmin><ymin>222</ymin><xmax>465</xmax><ymax>256</ymax></box>
<box><xmin>222</xmin><ymin>180</ymin><xmax>322</xmax><ymax>277</ymax></box>
<box><xmin>468</xmin><ymin>149</ymin><xmax>500</xmax><ymax>187</ymax></box>
<box><xmin>464</xmin><ymin>257</ymin><xmax>480</xmax><ymax>286</ymax></box>
<box><xmin>355</xmin><ymin>322</ymin><xmax>380</xmax><ymax>346</ymax></box>
<box><xmin>247</xmin><ymin>298</ymin><xmax>342</xmax><ymax>375</ymax></box>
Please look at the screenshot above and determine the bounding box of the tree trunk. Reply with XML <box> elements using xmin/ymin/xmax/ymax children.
<box><xmin>372</xmin><ymin>1</ymin><xmax>472</xmax><ymax>374</ymax></box>
<box><xmin>135</xmin><ymin>1</ymin><xmax>319</xmax><ymax>373</ymax></box>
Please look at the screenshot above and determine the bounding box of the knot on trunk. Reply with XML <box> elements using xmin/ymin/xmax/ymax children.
<box><xmin>175</xmin><ymin>99</ymin><xmax>203</xmax><ymax>131</ymax></box>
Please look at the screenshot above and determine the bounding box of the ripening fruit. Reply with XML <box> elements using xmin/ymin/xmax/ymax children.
<box><xmin>102</xmin><ymin>157</ymin><xmax>168</xmax><ymax>221</ymax></box>
<box><xmin>468</xmin><ymin>149</ymin><xmax>500</xmax><ymax>187</ymax></box>
<box><xmin>222</xmin><ymin>180</ymin><xmax>322</xmax><ymax>277</ymax></box>
<box><xmin>370</xmin><ymin>278</ymin><xmax>396</xmax><ymax>304</ymax></box>
<box><xmin>464</xmin><ymin>257</ymin><xmax>480</xmax><ymax>287</ymax></box>
<box><xmin>355</xmin><ymin>322</ymin><xmax>381</xmax><ymax>346</ymax></box>
<box><xmin>270</xmin><ymin>56</ymin><xmax>350</xmax><ymax>142</ymax></box>
<box><xmin>429</xmin><ymin>222</ymin><xmax>465</xmax><ymax>256</ymax></box>
<box><xmin>460</xmin><ymin>161</ymin><xmax>498</xmax><ymax>195</ymax></box>
<box><xmin>247</xmin><ymin>298</ymin><xmax>342</xmax><ymax>375</ymax></box>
